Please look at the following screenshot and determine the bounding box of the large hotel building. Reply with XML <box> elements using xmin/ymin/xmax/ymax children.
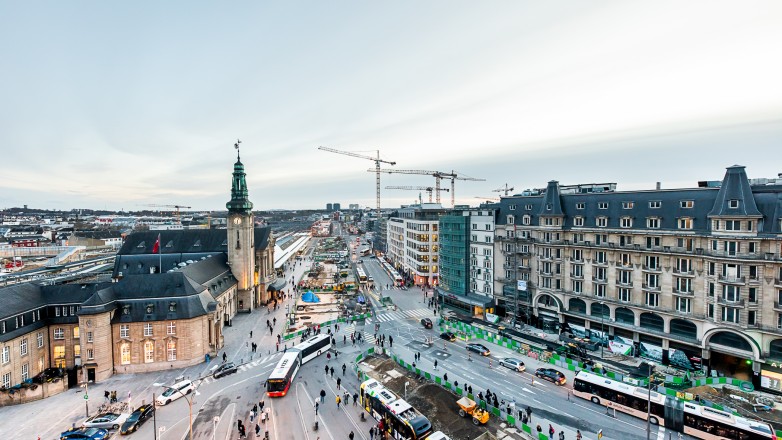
<box><xmin>493</xmin><ymin>165</ymin><xmax>782</xmax><ymax>393</ymax></box>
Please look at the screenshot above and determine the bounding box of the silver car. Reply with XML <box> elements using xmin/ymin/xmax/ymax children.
<box><xmin>82</xmin><ymin>412</ymin><xmax>129</xmax><ymax>430</ymax></box>
<box><xmin>499</xmin><ymin>358</ymin><xmax>526</xmax><ymax>372</ymax></box>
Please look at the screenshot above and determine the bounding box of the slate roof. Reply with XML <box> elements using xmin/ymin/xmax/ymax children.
<box><xmin>538</xmin><ymin>181</ymin><xmax>564</xmax><ymax>216</ymax></box>
<box><xmin>708</xmin><ymin>165</ymin><xmax>762</xmax><ymax>217</ymax></box>
<box><xmin>72</xmin><ymin>230</ymin><xmax>123</xmax><ymax>240</ymax></box>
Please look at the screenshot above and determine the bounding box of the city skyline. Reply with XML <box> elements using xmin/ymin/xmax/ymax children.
<box><xmin>1</xmin><ymin>2</ymin><xmax>781</xmax><ymax>211</ymax></box>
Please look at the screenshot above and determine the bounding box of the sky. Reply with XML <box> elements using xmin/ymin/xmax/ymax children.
<box><xmin>1</xmin><ymin>1</ymin><xmax>781</xmax><ymax>211</ymax></box>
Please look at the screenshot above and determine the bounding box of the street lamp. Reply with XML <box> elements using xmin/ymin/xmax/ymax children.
<box><xmin>646</xmin><ymin>362</ymin><xmax>656</xmax><ymax>440</ymax></box>
<box><xmin>154</xmin><ymin>383</ymin><xmax>194</xmax><ymax>440</ymax></box>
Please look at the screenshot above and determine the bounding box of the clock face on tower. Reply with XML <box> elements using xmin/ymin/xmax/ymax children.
<box><xmin>233</xmin><ymin>217</ymin><xmax>242</xmax><ymax>225</ymax></box>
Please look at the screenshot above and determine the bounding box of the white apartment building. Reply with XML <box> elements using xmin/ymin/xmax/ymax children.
<box><xmin>386</xmin><ymin>204</ymin><xmax>448</xmax><ymax>286</ymax></box>
<box><xmin>469</xmin><ymin>209</ymin><xmax>496</xmax><ymax>298</ymax></box>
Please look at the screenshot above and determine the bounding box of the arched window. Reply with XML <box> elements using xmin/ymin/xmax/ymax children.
<box><xmin>167</xmin><ymin>340</ymin><xmax>177</xmax><ymax>361</ymax></box>
<box><xmin>569</xmin><ymin>299</ymin><xmax>586</xmax><ymax>314</ymax></box>
<box><xmin>640</xmin><ymin>312</ymin><xmax>664</xmax><ymax>332</ymax></box>
<box><xmin>615</xmin><ymin>308</ymin><xmax>635</xmax><ymax>325</ymax></box>
<box><xmin>769</xmin><ymin>340</ymin><xmax>782</xmax><ymax>360</ymax></box>
<box><xmin>670</xmin><ymin>319</ymin><xmax>698</xmax><ymax>340</ymax></box>
<box><xmin>144</xmin><ymin>341</ymin><xmax>154</xmax><ymax>363</ymax></box>
<box><xmin>120</xmin><ymin>343</ymin><xmax>131</xmax><ymax>365</ymax></box>
<box><xmin>591</xmin><ymin>303</ymin><xmax>609</xmax><ymax>318</ymax></box>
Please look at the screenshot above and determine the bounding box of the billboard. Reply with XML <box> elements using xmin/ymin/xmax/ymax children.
<box><xmin>517</xmin><ymin>280</ymin><xmax>527</xmax><ymax>291</ymax></box>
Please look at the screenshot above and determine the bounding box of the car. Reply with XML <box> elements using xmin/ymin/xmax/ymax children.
<box><xmin>466</xmin><ymin>343</ymin><xmax>491</xmax><ymax>356</ymax></box>
<box><xmin>155</xmin><ymin>379</ymin><xmax>194</xmax><ymax>405</ymax></box>
<box><xmin>120</xmin><ymin>404</ymin><xmax>155</xmax><ymax>435</ymax></box>
<box><xmin>439</xmin><ymin>332</ymin><xmax>456</xmax><ymax>342</ymax></box>
<box><xmin>420</xmin><ymin>318</ymin><xmax>433</xmax><ymax>329</ymax></box>
<box><xmin>82</xmin><ymin>412</ymin><xmax>129</xmax><ymax>430</ymax></box>
<box><xmin>33</xmin><ymin>367</ymin><xmax>65</xmax><ymax>384</ymax></box>
<box><xmin>213</xmin><ymin>362</ymin><xmax>238</xmax><ymax>378</ymax></box>
<box><xmin>60</xmin><ymin>427</ymin><xmax>109</xmax><ymax>440</ymax></box>
<box><xmin>498</xmin><ymin>358</ymin><xmax>526</xmax><ymax>372</ymax></box>
<box><xmin>535</xmin><ymin>368</ymin><xmax>567</xmax><ymax>385</ymax></box>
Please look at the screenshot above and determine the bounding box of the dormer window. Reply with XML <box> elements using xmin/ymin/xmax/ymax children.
<box><xmin>545</xmin><ymin>203</ymin><xmax>552</xmax><ymax>211</ymax></box>
<box><xmin>507</xmin><ymin>215</ymin><xmax>514</xmax><ymax>224</ymax></box>
<box><xmin>620</xmin><ymin>217</ymin><xmax>633</xmax><ymax>228</ymax></box>
<box><xmin>146</xmin><ymin>304</ymin><xmax>154</xmax><ymax>314</ymax></box>
<box><xmin>122</xmin><ymin>305</ymin><xmax>131</xmax><ymax>315</ymax></box>
<box><xmin>169</xmin><ymin>302</ymin><xmax>176</xmax><ymax>312</ymax></box>
<box><xmin>576</xmin><ymin>203</ymin><xmax>585</xmax><ymax>210</ymax></box>
<box><xmin>597</xmin><ymin>217</ymin><xmax>608</xmax><ymax>227</ymax></box>
<box><xmin>680</xmin><ymin>200</ymin><xmax>694</xmax><ymax>208</ymax></box>
<box><xmin>728</xmin><ymin>200</ymin><xmax>739</xmax><ymax>209</ymax></box>
<box><xmin>598</xmin><ymin>202</ymin><xmax>608</xmax><ymax>209</ymax></box>
<box><xmin>622</xmin><ymin>202</ymin><xmax>634</xmax><ymax>209</ymax></box>
<box><xmin>649</xmin><ymin>201</ymin><xmax>661</xmax><ymax>209</ymax></box>
<box><xmin>137</xmin><ymin>241</ymin><xmax>146</xmax><ymax>248</ymax></box>
<box><xmin>522</xmin><ymin>215</ymin><xmax>531</xmax><ymax>225</ymax></box>
<box><xmin>525</xmin><ymin>205</ymin><xmax>533</xmax><ymax>211</ymax></box>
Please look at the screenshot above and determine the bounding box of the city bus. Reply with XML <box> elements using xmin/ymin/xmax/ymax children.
<box><xmin>356</xmin><ymin>267</ymin><xmax>368</xmax><ymax>283</ymax></box>
<box><xmin>359</xmin><ymin>378</ymin><xmax>433</xmax><ymax>440</ymax></box>
<box><xmin>394</xmin><ymin>274</ymin><xmax>403</xmax><ymax>287</ymax></box>
<box><xmin>293</xmin><ymin>334</ymin><xmax>331</xmax><ymax>364</ymax></box>
<box><xmin>360</xmin><ymin>247</ymin><xmax>371</xmax><ymax>257</ymax></box>
<box><xmin>573</xmin><ymin>371</ymin><xmax>775</xmax><ymax>439</ymax></box>
<box><xmin>266</xmin><ymin>352</ymin><xmax>301</xmax><ymax>397</ymax></box>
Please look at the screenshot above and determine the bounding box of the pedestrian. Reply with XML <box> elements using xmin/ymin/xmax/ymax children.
<box><xmin>250</xmin><ymin>330</ymin><xmax>253</xmax><ymax>338</ymax></box>
<box><xmin>320</xmin><ymin>389</ymin><xmax>326</xmax><ymax>404</ymax></box>
<box><xmin>327</xmin><ymin>352</ymin><xmax>332</xmax><ymax>362</ymax></box>
<box><xmin>336</xmin><ymin>395</ymin><xmax>342</xmax><ymax>408</ymax></box>
<box><xmin>325</xmin><ymin>365</ymin><xmax>329</xmax><ymax>375</ymax></box>
<box><xmin>526</xmin><ymin>406</ymin><xmax>532</xmax><ymax>423</ymax></box>
<box><xmin>223</xmin><ymin>352</ymin><xmax>227</xmax><ymax>362</ymax></box>
<box><xmin>434</xmin><ymin>360</ymin><xmax>438</xmax><ymax>370</ymax></box>
<box><xmin>493</xmin><ymin>395</ymin><xmax>499</xmax><ymax>408</ymax></box>
<box><xmin>549</xmin><ymin>424</ymin><xmax>555</xmax><ymax>440</ymax></box>
<box><xmin>349</xmin><ymin>431</ymin><xmax>354</xmax><ymax>440</ymax></box>
<box><xmin>468</xmin><ymin>385</ymin><xmax>473</xmax><ymax>395</ymax></box>
<box><xmin>337</xmin><ymin>377</ymin><xmax>341</xmax><ymax>390</ymax></box>
<box><xmin>344</xmin><ymin>335</ymin><xmax>347</xmax><ymax>345</ymax></box>
<box><xmin>276</xmin><ymin>342</ymin><xmax>280</xmax><ymax>352</ymax></box>
<box><xmin>104</xmin><ymin>390</ymin><xmax>109</xmax><ymax>402</ymax></box>
<box><xmin>455</xmin><ymin>381</ymin><xmax>459</xmax><ymax>388</ymax></box>
<box><xmin>369</xmin><ymin>426</ymin><xmax>375</xmax><ymax>440</ymax></box>
<box><xmin>261</xmin><ymin>411</ymin><xmax>267</xmax><ymax>424</ymax></box>
<box><xmin>342</xmin><ymin>363</ymin><xmax>347</xmax><ymax>376</ymax></box>
<box><xmin>255</xmin><ymin>424</ymin><xmax>261</xmax><ymax>436</ymax></box>
<box><xmin>389</xmin><ymin>336</ymin><xmax>393</xmax><ymax>347</ymax></box>
<box><xmin>260</xmin><ymin>399</ymin><xmax>265</xmax><ymax>411</ymax></box>
<box><xmin>331</xmin><ymin>366</ymin><xmax>335</xmax><ymax>377</ymax></box>
<box><xmin>559</xmin><ymin>431</ymin><xmax>565</xmax><ymax>440</ymax></box>
<box><xmin>315</xmin><ymin>401</ymin><xmax>319</xmax><ymax>415</ymax></box>
<box><xmin>444</xmin><ymin>373</ymin><xmax>448</xmax><ymax>382</ymax></box>
<box><xmin>239</xmin><ymin>424</ymin><xmax>246</xmax><ymax>438</ymax></box>
<box><xmin>537</xmin><ymin>425</ymin><xmax>542</xmax><ymax>435</ymax></box>
<box><xmin>576</xmin><ymin>430</ymin><xmax>582</xmax><ymax>440</ymax></box>
<box><xmin>353</xmin><ymin>392</ymin><xmax>358</xmax><ymax>406</ymax></box>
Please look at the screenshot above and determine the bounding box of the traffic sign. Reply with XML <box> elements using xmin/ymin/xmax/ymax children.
<box><xmin>84</xmin><ymin>394</ymin><xmax>88</xmax><ymax>400</ymax></box>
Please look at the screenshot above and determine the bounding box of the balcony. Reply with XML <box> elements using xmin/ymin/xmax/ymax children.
<box><xmin>642</xmin><ymin>283</ymin><xmax>661</xmax><ymax>292</ymax></box>
<box><xmin>538</xmin><ymin>255</ymin><xmax>553</xmax><ymax>262</ymax></box>
<box><xmin>716</xmin><ymin>297</ymin><xmax>745</xmax><ymax>306</ymax></box>
<box><xmin>592</xmin><ymin>276</ymin><xmax>608</xmax><ymax>284</ymax></box>
<box><xmin>518</xmin><ymin>265</ymin><xmax>531</xmax><ymax>271</ymax></box>
<box><xmin>616</xmin><ymin>280</ymin><xmax>633</xmax><ymax>288</ymax></box>
<box><xmin>672</xmin><ymin>288</ymin><xmax>694</xmax><ymax>296</ymax></box>
<box><xmin>593</xmin><ymin>260</ymin><xmax>608</xmax><ymax>267</ymax></box>
<box><xmin>775</xmin><ymin>278</ymin><xmax>782</xmax><ymax>287</ymax></box>
<box><xmin>642</xmin><ymin>265</ymin><xmax>662</xmax><ymax>273</ymax></box>
<box><xmin>672</xmin><ymin>269</ymin><xmax>695</xmax><ymax>277</ymax></box>
<box><xmin>773</xmin><ymin>301</ymin><xmax>782</xmax><ymax>311</ymax></box>
<box><xmin>718</xmin><ymin>275</ymin><xmax>745</xmax><ymax>285</ymax></box>
<box><xmin>569</xmin><ymin>257</ymin><xmax>584</xmax><ymax>263</ymax></box>
<box><xmin>516</xmin><ymin>249</ymin><xmax>531</xmax><ymax>256</ymax></box>
<box><xmin>570</xmin><ymin>272</ymin><xmax>584</xmax><ymax>280</ymax></box>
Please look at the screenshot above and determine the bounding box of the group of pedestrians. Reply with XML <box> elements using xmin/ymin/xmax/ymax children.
<box><xmin>374</xmin><ymin>333</ymin><xmax>391</xmax><ymax>348</ymax></box>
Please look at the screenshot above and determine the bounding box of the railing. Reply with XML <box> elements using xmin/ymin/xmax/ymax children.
<box><xmin>716</xmin><ymin>297</ymin><xmax>745</xmax><ymax>306</ymax></box>
<box><xmin>592</xmin><ymin>276</ymin><xmax>608</xmax><ymax>284</ymax></box>
<box><xmin>616</xmin><ymin>280</ymin><xmax>633</xmax><ymax>287</ymax></box>
<box><xmin>642</xmin><ymin>265</ymin><xmax>662</xmax><ymax>272</ymax></box>
<box><xmin>570</xmin><ymin>272</ymin><xmax>584</xmax><ymax>280</ymax></box>
<box><xmin>672</xmin><ymin>288</ymin><xmax>694</xmax><ymax>296</ymax></box>
<box><xmin>718</xmin><ymin>275</ymin><xmax>745</xmax><ymax>284</ymax></box>
<box><xmin>642</xmin><ymin>283</ymin><xmax>661</xmax><ymax>292</ymax></box>
<box><xmin>774</xmin><ymin>301</ymin><xmax>782</xmax><ymax>311</ymax></box>
<box><xmin>673</xmin><ymin>269</ymin><xmax>695</xmax><ymax>276</ymax></box>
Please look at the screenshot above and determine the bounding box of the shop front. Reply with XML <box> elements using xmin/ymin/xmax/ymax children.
<box><xmin>438</xmin><ymin>289</ymin><xmax>493</xmax><ymax>319</ymax></box>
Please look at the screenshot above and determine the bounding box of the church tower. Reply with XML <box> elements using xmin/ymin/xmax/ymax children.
<box><xmin>226</xmin><ymin>143</ymin><xmax>256</xmax><ymax>312</ymax></box>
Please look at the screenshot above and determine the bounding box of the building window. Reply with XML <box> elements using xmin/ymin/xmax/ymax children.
<box><xmin>144</xmin><ymin>323</ymin><xmax>153</xmax><ymax>337</ymax></box>
<box><xmin>525</xmin><ymin>204</ymin><xmax>533</xmax><ymax>211</ymax></box>
<box><xmin>144</xmin><ymin>341</ymin><xmax>154</xmax><ymax>363</ymax></box>
<box><xmin>573</xmin><ymin>217</ymin><xmax>584</xmax><ymax>227</ymax></box>
<box><xmin>20</xmin><ymin>338</ymin><xmax>27</xmax><ymax>356</ymax></box>
<box><xmin>87</xmin><ymin>349</ymin><xmax>94</xmax><ymax>360</ymax></box>
<box><xmin>620</xmin><ymin>217</ymin><xmax>633</xmax><ymax>228</ymax></box>
<box><xmin>120</xmin><ymin>325</ymin><xmax>129</xmax><ymax>339</ymax></box>
<box><xmin>507</xmin><ymin>215</ymin><xmax>515</xmax><ymax>224</ymax></box>
<box><xmin>678</xmin><ymin>218</ymin><xmax>693</xmax><ymax>229</ymax></box>
<box><xmin>120</xmin><ymin>343</ymin><xmax>131</xmax><ymax>365</ymax></box>
<box><xmin>522</xmin><ymin>216</ymin><xmax>531</xmax><ymax>225</ymax></box>
<box><xmin>646</xmin><ymin>236</ymin><xmax>660</xmax><ymax>249</ymax></box>
<box><xmin>1</xmin><ymin>346</ymin><xmax>9</xmax><ymax>364</ymax></box>
<box><xmin>748</xmin><ymin>242</ymin><xmax>757</xmax><ymax>254</ymax></box>
<box><xmin>167</xmin><ymin>340</ymin><xmax>177</xmax><ymax>361</ymax></box>
<box><xmin>680</xmin><ymin>200</ymin><xmax>694</xmax><ymax>208</ymax></box>
<box><xmin>749</xmin><ymin>287</ymin><xmax>757</xmax><ymax>303</ymax></box>
<box><xmin>53</xmin><ymin>346</ymin><xmax>65</xmax><ymax>368</ymax></box>
<box><xmin>596</xmin><ymin>217</ymin><xmax>608</xmax><ymax>227</ymax></box>
<box><xmin>576</xmin><ymin>203</ymin><xmax>585</xmax><ymax>210</ymax></box>
<box><xmin>509</xmin><ymin>204</ymin><xmax>516</xmax><ymax>211</ymax></box>
<box><xmin>594</xmin><ymin>284</ymin><xmax>606</xmax><ymax>298</ymax></box>
<box><xmin>725</xmin><ymin>241</ymin><xmax>738</xmax><ymax>256</ymax></box>
<box><xmin>645</xmin><ymin>292</ymin><xmax>659</xmax><ymax>307</ymax></box>
<box><xmin>618</xmin><ymin>288</ymin><xmax>631</xmax><ymax>303</ymax></box>
<box><xmin>1</xmin><ymin>372</ymin><xmax>9</xmax><ymax>388</ymax></box>
<box><xmin>675</xmin><ymin>297</ymin><xmax>691</xmax><ymax>314</ymax></box>
<box><xmin>725</xmin><ymin>220</ymin><xmax>739</xmax><ymax>231</ymax></box>
<box><xmin>167</xmin><ymin>322</ymin><xmax>176</xmax><ymax>335</ymax></box>
<box><xmin>598</xmin><ymin>202</ymin><xmax>608</xmax><ymax>209</ymax></box>
<box><xmin>54</xmin><ymin>328</ymin><xmax>64</xmax><ymax>340</ymax></box>
<box><xmin>21</xmin><ymin>363</ymin><xmax>28</xmax><ymax>381</ymax></box>
<box><xmin>748</xmin><ymin>310</ymin><xmax>756</xmax><ymax>326</ymax></box>
<box><xmin>86</xmin><ymin>332</ymin><xmax>93</xmax><ymax>343</ymax></box>
<box><xmin>573</xmin><ymin>280</ymin><xmax>583</xmax><ymax>294</ymax></box>
<box><xmin>73</xmin><ymin>327</ymin><xmax>79</xmax><ymax>339</ymax></box>
<box><xmin>595</xmin><ymin>251</ymin><xmax>607</xmax><ymax>264</ymax></box>
<box><xmin>729</xmin><ymin>200</ymin><xmax>739</xmax><ymax>209</ymax></box>
<box><xmin>622</xmin><ymin>202</ymin><xmax>634</xmax><ymax>209</ymax></box>
<box><xmin>722</xmin><ymin>307</ymin><xmax>740</xmax><ymax>323</ymax></box>
<box><xmin>649</xmin><ymin>201</ymin><xmax>661</xmax><ymax>209</ymax></box>
<box><xmin>37</xmin><ymin>332</ymin><xmax>43</xmax><ymax>348</ymax></box>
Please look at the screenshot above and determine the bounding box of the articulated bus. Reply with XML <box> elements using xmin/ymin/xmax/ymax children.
<box><xmin>266</xmin><ymin>352</ymin><xmax>301</xmax><ymax>397</ymax></box>
<box><xmin>293</xmin><ymin>334</ymin><xmax>331</xmax><ymax>364</ymax></box>
<box><xmin>360</xmin><ymin>378</ymin><xmax>433</xmax><ymax>440</ymax></box>
<box><xmin>573</xmin><ymin>371</ymin><xmax>775</xmax><ymax>440</ymax></box>
<box><xmin>356</xmin><ymin>267</ymin><xmax>368</xmax><ymax>283</ymax></box>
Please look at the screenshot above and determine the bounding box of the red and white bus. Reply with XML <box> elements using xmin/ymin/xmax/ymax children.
<box><xmin>266</xmin><ymin>352</ymin><xmax>301</xmax><ymax>397</ymax></box>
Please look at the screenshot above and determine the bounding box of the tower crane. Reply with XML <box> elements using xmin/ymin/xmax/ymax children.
<box><xmin>385</xmin><ymin>185</ymin><xmax>449</xmax><ymax>203</ymax></box>
<box><xmin>318</xmin><ymin>146</ymin><xmax>396</xmax><ymax>223</ymax></box>
<box><xmin>446</xmin><ymin>171</ymin><xmax>487</xmax><ymax>208</ymax></box>
<box><xmin>493</xmin><ymin>183</ymin><xmax>515</xmax><ymax>196</ymax></box>
<box><xmin>371</xmin><ymin>169</ymin><xmax>454</xmax><ymax>204</ymax></box>
<box><xmin>142</xmin><ymin>204</ymin><xmax>192</xmax><ymax>220</ymax></box>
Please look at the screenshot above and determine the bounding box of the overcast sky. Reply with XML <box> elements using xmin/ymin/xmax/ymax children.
<box><xmin>1</xmin><ymin>1</ymin><xmax>781</xmax><ymax>211</ymax></box>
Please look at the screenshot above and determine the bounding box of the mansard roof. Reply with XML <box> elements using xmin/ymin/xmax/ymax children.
<box><xmin>538</xmin><ymin>181</ymin><xmax>564</xmax><ymax>216</ymax></box>
<box><xmin>708</xmin><ymin>165</ymin><xmax>762</xmax><ymax>217</ymax></box>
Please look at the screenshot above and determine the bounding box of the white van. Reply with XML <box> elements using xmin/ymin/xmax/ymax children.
<box><xmin>155</xmin><ymin>379</ymin><xmax>194</xmax><ymax>405</ymax></box>
<box><xmin>427</xmin><ymin>432</ymin><xmax>451</xmax><ymax>440</ymax></box>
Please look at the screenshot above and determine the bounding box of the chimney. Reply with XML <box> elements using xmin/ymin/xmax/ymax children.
<box><xmin>656</xmin><ymin>182</ymin><xmax>661</xmax><ymax>190</ymax></box>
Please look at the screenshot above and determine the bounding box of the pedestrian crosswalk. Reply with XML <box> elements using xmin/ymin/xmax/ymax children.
<box><xmin>198</xmin><ymin>353</ymin><xmax>281</xmax><ymax>385</ymax></box>
<box><xmin>374</xmin><ymin>308</ymin><xmax>433</xmax><ymax>323</ymax></box>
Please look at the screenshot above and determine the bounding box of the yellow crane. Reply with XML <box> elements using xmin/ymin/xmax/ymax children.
<box><xmin>385</xmin><ymin>185</ymin><xmax>449</xmax><ymax>203</ymax></box>
<box><xmin>318</xmin><ymin>146</ymin><xmax>396</xmax><ymax>222</ymax></box>
<box><xmin>142</xmin><ymin>204</ymin><xmax>192</xmax><ymax>220</ymax></box>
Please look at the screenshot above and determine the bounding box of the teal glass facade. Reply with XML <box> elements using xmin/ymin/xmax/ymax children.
<box><xmin>438</xmin><ymin>214</ymin><xmax>469</xmax><ymax>296</ymax></box>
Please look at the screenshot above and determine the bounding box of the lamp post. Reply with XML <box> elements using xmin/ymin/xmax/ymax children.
<box><xmin>599</xmin><ymin>301</ymin><xmax>606</xmax><ymax>359</ymax></box>
<box><xmin>646</xmin><ymin>362</ymin><xmax>656</xmax><ymax>440</ymax></box>
<box><xmin>154</xmin><ymin>383</ymin><xmax>193</xmax><ymax>440</ymax></box>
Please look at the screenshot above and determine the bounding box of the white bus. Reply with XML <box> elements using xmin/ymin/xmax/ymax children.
<box><xmin>293</xmin><ymin>334</ymin><xmax>331</xmax><ymax>364</ymax></box>
<box><xmin>360</xmin><ymin>379</ymin><xmax>433</xmax><ymax>440</ymax></box>
<box><xmin>573</xmin><ymin>371</ymin><xmax>775</xmax><ymax>439</ymax></box>
<box><xmin>266</xmin><ymin>352</ymin><xmax>301</xmax><ymax>397</ymax></box>
<box><xmin>356</xmin><ymin>267</ymin><xmax>368</xmax><ymax>283</ymax></box>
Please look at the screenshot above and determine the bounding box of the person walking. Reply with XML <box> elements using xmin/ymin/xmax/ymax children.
<box><xmin>536</xmin><ymin>425</ymin><xmax>542</xmax><ymax>436</ymax></box>
<box><xmin>369</xmin><ymin>426</ymin><xmax>375</xmax><ymax>440</ymax></box>
<box><xmin>389</xmin><ymin>336</ymin><xmax>393</xmax><ymax>348</ymax></box>
<box><xmin>576</xmin><ymin>430</ymin><xmax>582</xmax><ymax>440</ymax></box>
<box><xmin>353</xmin><ymin>392</ymin><xmax>359</xmax><ymax>406</ymax></box>
<box><xmin>443</xmin><ymin>373</ymin><xmax>448</xmax><ymax>383</ymax></box>
<box><xmin>315</xmin><ymin>401</ymin><xmax>319</xmax><ymax>415</ymax></box>
<box><xmin>559</xmin><ymin>431</ymin><xmax>565</xmax><ymax>440</ymax></box>
<box><xmin>342</xmin><ymin>363</ymin><xmax>347</xmax><ymax>376</ymax></box>
<box><xmin>259</xmin><ymin>399</ymin><xmax>265</xmax><ymax>412</ymax></box>
<box><xmin>349</xmin><ymin>431</ymin><xmax>355</xmax><ymax>440</ymax></box>
<box><xmin>320</xmin><ymin>389</ymin><xmax>326</xmax><ymax>404</ymax></box>
<box><xmin>548</xmin><ymin>424</ymin><xmax>555</xmax><ymax>440</ymax></box>
<box><xmin>330</xmin><ymin>366</ymin><xmax>335</xmax><ymax>377</ymax></box>
<box><xmin>223</xmin><ymin>352</ymin><xmax>227</xmax><ymax>362</ymax></box>
<box><xmin>255</xmin><ymin>423</ymin><xmax>261</xmax><ymax>437</ymax></box>
<box><xmin>336</xmin><ymin>394</ymin><xmax>342</xmax><ymax>409</ymax></box>
<box><xmin>250</xmin><ymin>330</ymin><xmax>253</xmax><ymax>338</ymax></box>
<box><xmin>526</xmin><ymin>406</ymin><xmax>532</xmax><ymax>423</ymax></box>
<box><xmin>336</xmin><ymin>377</ymin><xmax>341</xmax><ymax>390</ymax></box>
<box><xmin>325</xmin><ymin>365</ymin><xmax>329</xmax><ymax>375</ymax></box>
<box><xmin>434</xmin><ymin>360</ymin><xmax>438</xmax><ymax>370</ymax></box>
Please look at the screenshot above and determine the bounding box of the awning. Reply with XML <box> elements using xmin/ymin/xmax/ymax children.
<box><xmin>267</xmin><ymin>278</ymin><xmax>287</xmax><ymax>291</ymax></box>
<box><xmin>438</xmin><ymin>289</ymin><xmax>493</xmax><ymax>307</ymax></box>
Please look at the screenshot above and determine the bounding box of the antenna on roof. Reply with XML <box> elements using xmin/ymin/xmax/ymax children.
<box><xmin>234</xmin><ymin>139</ymin><xmax>242</xmax><ymax>160</ymax></box>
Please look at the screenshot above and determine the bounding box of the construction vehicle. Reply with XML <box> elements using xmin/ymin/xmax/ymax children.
<box><xmin>456</xmin><ymin>396</ymin><xmax>489</xmax><ymax>425</ymax></box>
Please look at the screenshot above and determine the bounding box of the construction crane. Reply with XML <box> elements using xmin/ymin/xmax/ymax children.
<box><xmin>475</xmin><ymin>196</ymin><xmax>500</xmax><ymax>202</ymax></box>
<box><xmin>446</xmin><ymin>171</ymin><xmax>487</xmax><ymax>208</ymax></box>
<box><xmin>385</xmin><ymin>185</ymin><xmax>449</xmax><ymax>203</ymax></box>
<box><xmin>142</xmin><ymin>204</ymin><xmax>192</xmax><ymax>220</ymax></box>
<box><xmin>493</xmin><ymin>183</ymin><xmax>515</xmax><ymax>196</ymax></box>
<box><xmin>318</xmin><ymin>146</ymin><xmax>396</xmax><ymax>223</ymax></box>
<box><xmin>372</xmin><ymin>169</ymin><xmax>454</xmax><ymax>204</ymax></box>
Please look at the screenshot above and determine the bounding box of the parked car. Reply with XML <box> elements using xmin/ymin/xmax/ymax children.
<box><xmin>120</xmin><ymin>404</ymin><xmax>155</xmax><ymax>435</ymax></box>
<box><xmin>60</xmin><ymin>427</ymin><xmax>109</xmax><ymax>440</ymax></box>
<box><xmin>439</xmin><ymin>332</ymin><xmax>456</xmax><ymax>342</ymax></box>
<box><xmin>535</xmin><ymin>368</ymin><xmax>567</xmax><ymax>385</ymax></box>
<box><xmin>420</xmin><ymin>318</ymin><xmax>433</xmax><ymax>329</ymax></box>
<box><xmin>466</xmin><ymin>343</ymin><xmax>491</xmax><ymax>356</ymax></box>
<box><xmin>155</xmin><ymin>379</ymin><xmax>194</xmax><ymax>405</ymax></box>
<box><xmin>499</xmin><ymin>358</ymin><xmax>526</xmax><ymax>372</ymax></box>
<box><xmin>213</xmin><ymin>362</ymin><xmax>238</xmax><ymax>379</ymax></box>
<box><xmin>82</xmin><ymin>412</ymin><xmax>129</xmax><ymax>430</ymax></box>
<box><xmin>33</xmin><ymin>367</ymin><xmax>65</xmax><ymax>384</ymax></box>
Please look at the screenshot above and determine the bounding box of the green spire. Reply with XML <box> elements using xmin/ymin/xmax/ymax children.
<box><xmin>226</xmin><ymin>149</ymin><xmax>254</xmax><ymax>213</ymax></box>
